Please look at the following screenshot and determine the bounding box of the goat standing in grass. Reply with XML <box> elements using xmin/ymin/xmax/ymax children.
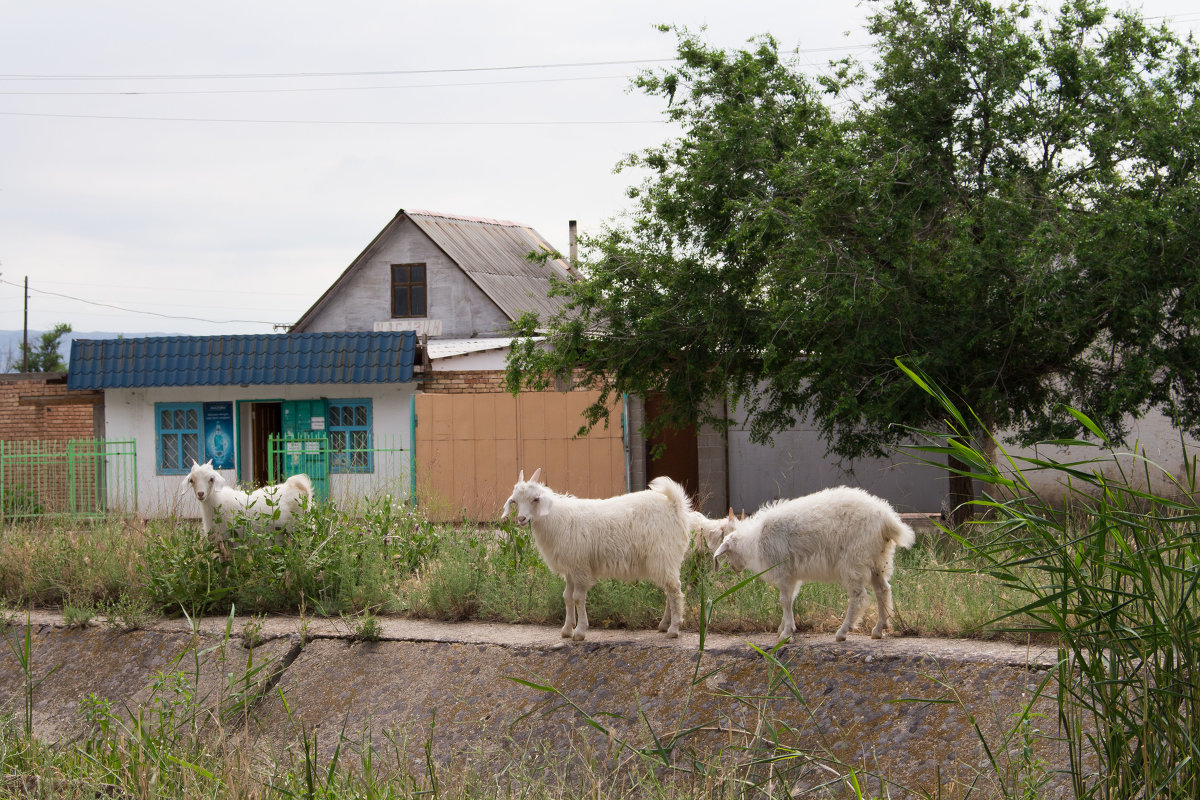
<box><xmin>502</xmin><ymin>468</ymin><xmax>692</xmax><ymax>641</ymax></box>
<box><xmin>711</xmin><ymin>486</ymin><xmax>916</xmax><ymax>643</ymax></box>
<box><xmin>183</xmin><ymin>460</ymin><xmax>313</xmax><ymax>551</ymax></box>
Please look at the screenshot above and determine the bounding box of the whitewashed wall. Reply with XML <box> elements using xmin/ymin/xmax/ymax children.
<box><xmin>998</xmin><ymin>409</ymin><xmax>1200</xmax><ymax>505</ymax></box>
<box><xmin>103</xmin><ymin>383</ymin><xmax>417</xmax><ymax>518</ymax></box>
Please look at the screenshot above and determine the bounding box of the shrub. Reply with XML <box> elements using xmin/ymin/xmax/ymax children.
<box><xmin>143</xmin><ymin>498</ymin><xmax>404</xmax><ymax>618</ymax></box>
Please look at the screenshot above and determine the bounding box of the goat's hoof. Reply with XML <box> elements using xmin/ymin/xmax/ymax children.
<box><xmin>871</xmin><ymin>629</ymin><xmax>885</xmax><ymax>639</ymax></box>
<box><xmin>665</xmin><ymin>628</ymin><xmax>679</xmax><ymax>639</ymax></box>
<box><xmin>571</xmin><ymin>632</ymin><xmax>585</xmax><ymax>642</ymax></box>
<box><xmin>834</xmin><ymin>631</ymin><xmax>848</xmax><ymax>642</ymax></box>
<box><xmin>560</xmin><ymin>629</ymin><xmax>572</xmax><ymax>639</ymax></box>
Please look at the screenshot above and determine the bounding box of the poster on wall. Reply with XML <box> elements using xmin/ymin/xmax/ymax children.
<box><xmin>204</xmin><ymin>402</ymin><xmax>235</xmax><ymax>470</ymax></box>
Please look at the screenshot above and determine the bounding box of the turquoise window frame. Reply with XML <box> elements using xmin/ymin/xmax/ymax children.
<box><xmin>327</xmin><ymin>398</ymin><xmax>373</xmax><ymax>474</ymax></box>
<box><xmin>155</xmin><ymin>402</ymin><xmax>203</xmax><ymax>475</ymax></box>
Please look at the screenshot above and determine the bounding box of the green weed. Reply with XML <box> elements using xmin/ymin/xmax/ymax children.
<box><xmin>899</xmin><ymin>359</ymin><xmax>1200</xmax><ymax>798</ymax></box>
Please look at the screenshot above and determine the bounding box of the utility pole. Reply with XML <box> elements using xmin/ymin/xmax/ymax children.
<box><xmin>22</xmin><ymin>276</ymin><xmax>29</xmax><ymax>373</ymax></box>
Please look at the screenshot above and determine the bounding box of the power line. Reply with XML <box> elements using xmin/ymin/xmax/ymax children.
<box><xmin>27</xmin><ymin>278</ymin><xmax>315</xmax><ymax>298</ymax></box>
<box><xmin>0</xmin><ymin>58</ymin><xmax>679</xmax><ymax>82</ymax></box>
<box><xmin>0</xmin><ymin>111</ymin><xmax>667</xmax><ymax>126</ymax></box>
<box><xmin>0</xmin><ymin>278</ymin><xmax>287</xmax><ymax>326</ymax></box>
<box><xmin>0</xmin><ymin>73</ymin><xmax>633</xmax><ymax>97</ymax></box>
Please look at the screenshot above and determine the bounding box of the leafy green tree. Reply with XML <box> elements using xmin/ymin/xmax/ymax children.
<box><xmin>12</xmin><ymin>323</ymin><xmax>72</xmax><ymax>373</ymax></box>
<box><xmin>506</xmin><ymin>0</ymin><xmax>1200</xmax><ymax>522</ymax></box>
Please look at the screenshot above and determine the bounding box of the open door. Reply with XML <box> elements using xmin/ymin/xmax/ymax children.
<box><xmin>645</xmin><ymin>394</ymin><xmax>699</xmax><ymax>501</ymax></box>
<box><xmin>247</xmin><ymin>402</ymin><xmax>282</xmax><ymax>486</ymax></box>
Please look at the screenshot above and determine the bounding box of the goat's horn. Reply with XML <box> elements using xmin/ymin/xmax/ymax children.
<box><xmin>713</xmin><ymin>539</ymin><xmax>730</xmax><ymax>567</ymax></box>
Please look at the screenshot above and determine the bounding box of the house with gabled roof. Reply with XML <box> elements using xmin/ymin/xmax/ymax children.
<box><xmin>291</xmin><ymin>209</ymin><xmax>575</xmax><ymax>341</ymax></box>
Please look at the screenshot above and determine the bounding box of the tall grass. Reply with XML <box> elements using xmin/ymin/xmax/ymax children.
<box><xmin>0</xmin><ymin>500</ymin><xmax>1016</xmax><ymax>641</ymax></box>
<box><xmin>897</xmin><ymin>360</ymin><xmax>1200</xmax><ymax>798</ymax></box>
<box><xmin>0</xmin><ymin>517</ymin><xmax>146</xmax><ymax>608</ymax></box>
<box><xmin>143</xmin><ymin>494</ymin><xmax>439</xmax><ymax>618</ymax></box>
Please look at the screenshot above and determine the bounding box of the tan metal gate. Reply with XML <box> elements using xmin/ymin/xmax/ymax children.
<box><xmin>414</xmin><ymin>391</ymin><xmax>625</xmax><ymax>521</ymax></box>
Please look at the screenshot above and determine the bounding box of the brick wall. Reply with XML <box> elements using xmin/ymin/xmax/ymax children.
<box><xmin>420</xmin><ymin>370</ymin><xmax>508</xmax><ymax>394</ymax></box>
<box><xmin>420</xmin><ymin>369</ymin><xmax>596</xmax><ymax>394</ymax></box>
<box><xmin>0</xmin><ymin>373</ymin><xmax>96</xmax><ymax>442</ymax></box>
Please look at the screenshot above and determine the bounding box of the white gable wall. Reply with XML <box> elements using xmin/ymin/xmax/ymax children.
<box><xmin>301</xmin><ymin>217</ymin><xmax>512</xmax><ymax>338</ymax></box>
<box><xmin>104</xmin><ymin>383</ymin><xmax>416</xmax><ymax>519</ymax></box>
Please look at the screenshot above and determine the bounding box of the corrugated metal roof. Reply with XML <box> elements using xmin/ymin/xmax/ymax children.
<box><xmin>291</xmin><ymin>209</ymin><xmax>574</xmax><ymax>333</ymax></box>
<box><xmin>406</xmin><ymin>211</ymin><xmax>573</xmax><ymax>323</ymax></box>
<box><xmin>66</xmin><ymin>331</ymin><xmax>417</xmax><ymax>390</ymax></box>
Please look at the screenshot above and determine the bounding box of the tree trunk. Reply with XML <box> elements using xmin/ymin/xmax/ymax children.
<box><xmin>946</xmin><ymin>450</ymin><xmax>975</xmax><ymax>528</ymax></box>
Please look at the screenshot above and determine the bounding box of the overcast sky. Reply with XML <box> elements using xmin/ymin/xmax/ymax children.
<box><xmin>2</xmin><ymin>1</ymin><xmax>1197</xmax><ymax>337</ymax></box>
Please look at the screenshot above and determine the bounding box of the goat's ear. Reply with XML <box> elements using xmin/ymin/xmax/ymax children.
<box><xmin>713</xmin><ymin>538</ymin><xmax>730</xmax><ymax>567</ymax></box>
<box><xmin>535</xmin><ymin>491</ymin><xmax>553</xmax><ymax>517</ymax></box>
<box><xmin>530</xmin><ymin>467</ymin><xmax>542</xmax><ymax>484</ymax></box>
<box><xmin>500</xmin><ymin>496</ymin><xmax>515</xmax><ymax>519</ymax></box>
<box><xmin>703</xmin><ymin>527</ymin><xmax>725</xmax><ymax>552</ymax></box>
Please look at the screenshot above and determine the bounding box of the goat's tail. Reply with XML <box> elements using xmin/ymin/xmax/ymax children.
<box><xmin>883</xmin><ymin>513</ymin><xmax>917</xmax><ymax>550</ymax></box>
<box><xmin>649</xmin><ymin>476</ymin><xmax>692</xmax><ymax>516</ymax></box>
<box><xmin>285</xmin><ymin>473</ymin><xmax>314</xmax><ymax>504</ymax></box>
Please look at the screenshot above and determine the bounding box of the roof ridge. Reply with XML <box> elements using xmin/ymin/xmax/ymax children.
<box><xmin>405</xmin><ymin>209</ymin><xmax>524</xmax><ymax>228</ymax></box>
<box><xmin>69</xmin><ymin>331</ymin><xmax>415</xmax><ymax>344</ymax></box>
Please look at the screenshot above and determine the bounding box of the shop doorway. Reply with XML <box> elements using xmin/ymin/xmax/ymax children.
<box><xmin>246</xmin><ymin>402</ymin><xmax>282</xmax><ymax>486</ymax></box>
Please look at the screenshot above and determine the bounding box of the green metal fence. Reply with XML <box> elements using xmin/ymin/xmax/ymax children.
<box><xmin>0</xmin><ymin>439</ymin><xmax>138</xmax><ymax>523</ymax></box>
<box><xmin>267</xmin><ymin>434</ymin><xmax>410</xmax><ymax>506</ymax></box>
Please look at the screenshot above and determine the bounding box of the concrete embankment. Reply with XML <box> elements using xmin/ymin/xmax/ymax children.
<box><xmin>0</xmin><ymin>612</ymin><xmax>1067</xmax><ymax>797</ymax></box>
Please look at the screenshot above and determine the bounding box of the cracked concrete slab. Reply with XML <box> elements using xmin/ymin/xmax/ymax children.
<box><xmin>0</xmin><ymin>612</ymin><xmax>1068</xmax><ymax>797</ymax></box>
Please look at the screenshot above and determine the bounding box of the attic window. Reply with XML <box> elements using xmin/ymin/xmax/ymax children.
<box><xmin>391</xmin><ymin>263</ymin><xmax>427</xmax><ymax>318</ymax></box>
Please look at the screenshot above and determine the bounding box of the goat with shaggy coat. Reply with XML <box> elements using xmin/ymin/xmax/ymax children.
<box><xmin>502</xmin><ymin>469</ymin><xmax>692</xmax><ymax>641</ymax></box>
<box><xmin>183</xmin><ymin>460</ymin><xmax>313</xmax><ymax>545</ymax></box>
<box><xmin>712</xmin><ymin>486</ymin><xmax>916</xmax><ymax>643</ymax></box>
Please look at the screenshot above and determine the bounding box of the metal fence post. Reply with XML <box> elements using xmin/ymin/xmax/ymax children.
<box><xmin>67</xmin><ymin>439</ymin><xmax>77</xmax><ymax>515</ymax></box>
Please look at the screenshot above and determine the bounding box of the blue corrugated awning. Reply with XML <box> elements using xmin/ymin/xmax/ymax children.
<box><xmin>66</xmin><ymin>331</ymin><xmax>418</xmax><ymax>390</ymax></box>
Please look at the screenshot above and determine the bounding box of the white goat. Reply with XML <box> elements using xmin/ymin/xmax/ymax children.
<box><xmin>502</xmin><ymin>468</ymin><xmax>692</xmax><ymax>641</ymax></box>
<box><xmin>711</xmin><ymin>486</ymin><xmax>916</xmax><ymax>643</ymax></box>
<box><xmin>182</xmin><ymin>460</ymin><xmax>313</xmax><ymax>547</ymax></box>
<box><xmin>687</xmin><ymin>509</ymin><xmax>731</xmax><ymax>551</ymax></box>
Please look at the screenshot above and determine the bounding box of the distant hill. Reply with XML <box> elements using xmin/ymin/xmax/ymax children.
<box><xmin>0</xmin><ymin>330</ymin><xmax>179</xmax><ymax>373</ymax></box>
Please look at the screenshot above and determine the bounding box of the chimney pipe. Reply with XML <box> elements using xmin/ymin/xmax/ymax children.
<box><xmin>568</xmin><ymin>220</ymin><xmax>578</xmax><ymax>268</ymax></box>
